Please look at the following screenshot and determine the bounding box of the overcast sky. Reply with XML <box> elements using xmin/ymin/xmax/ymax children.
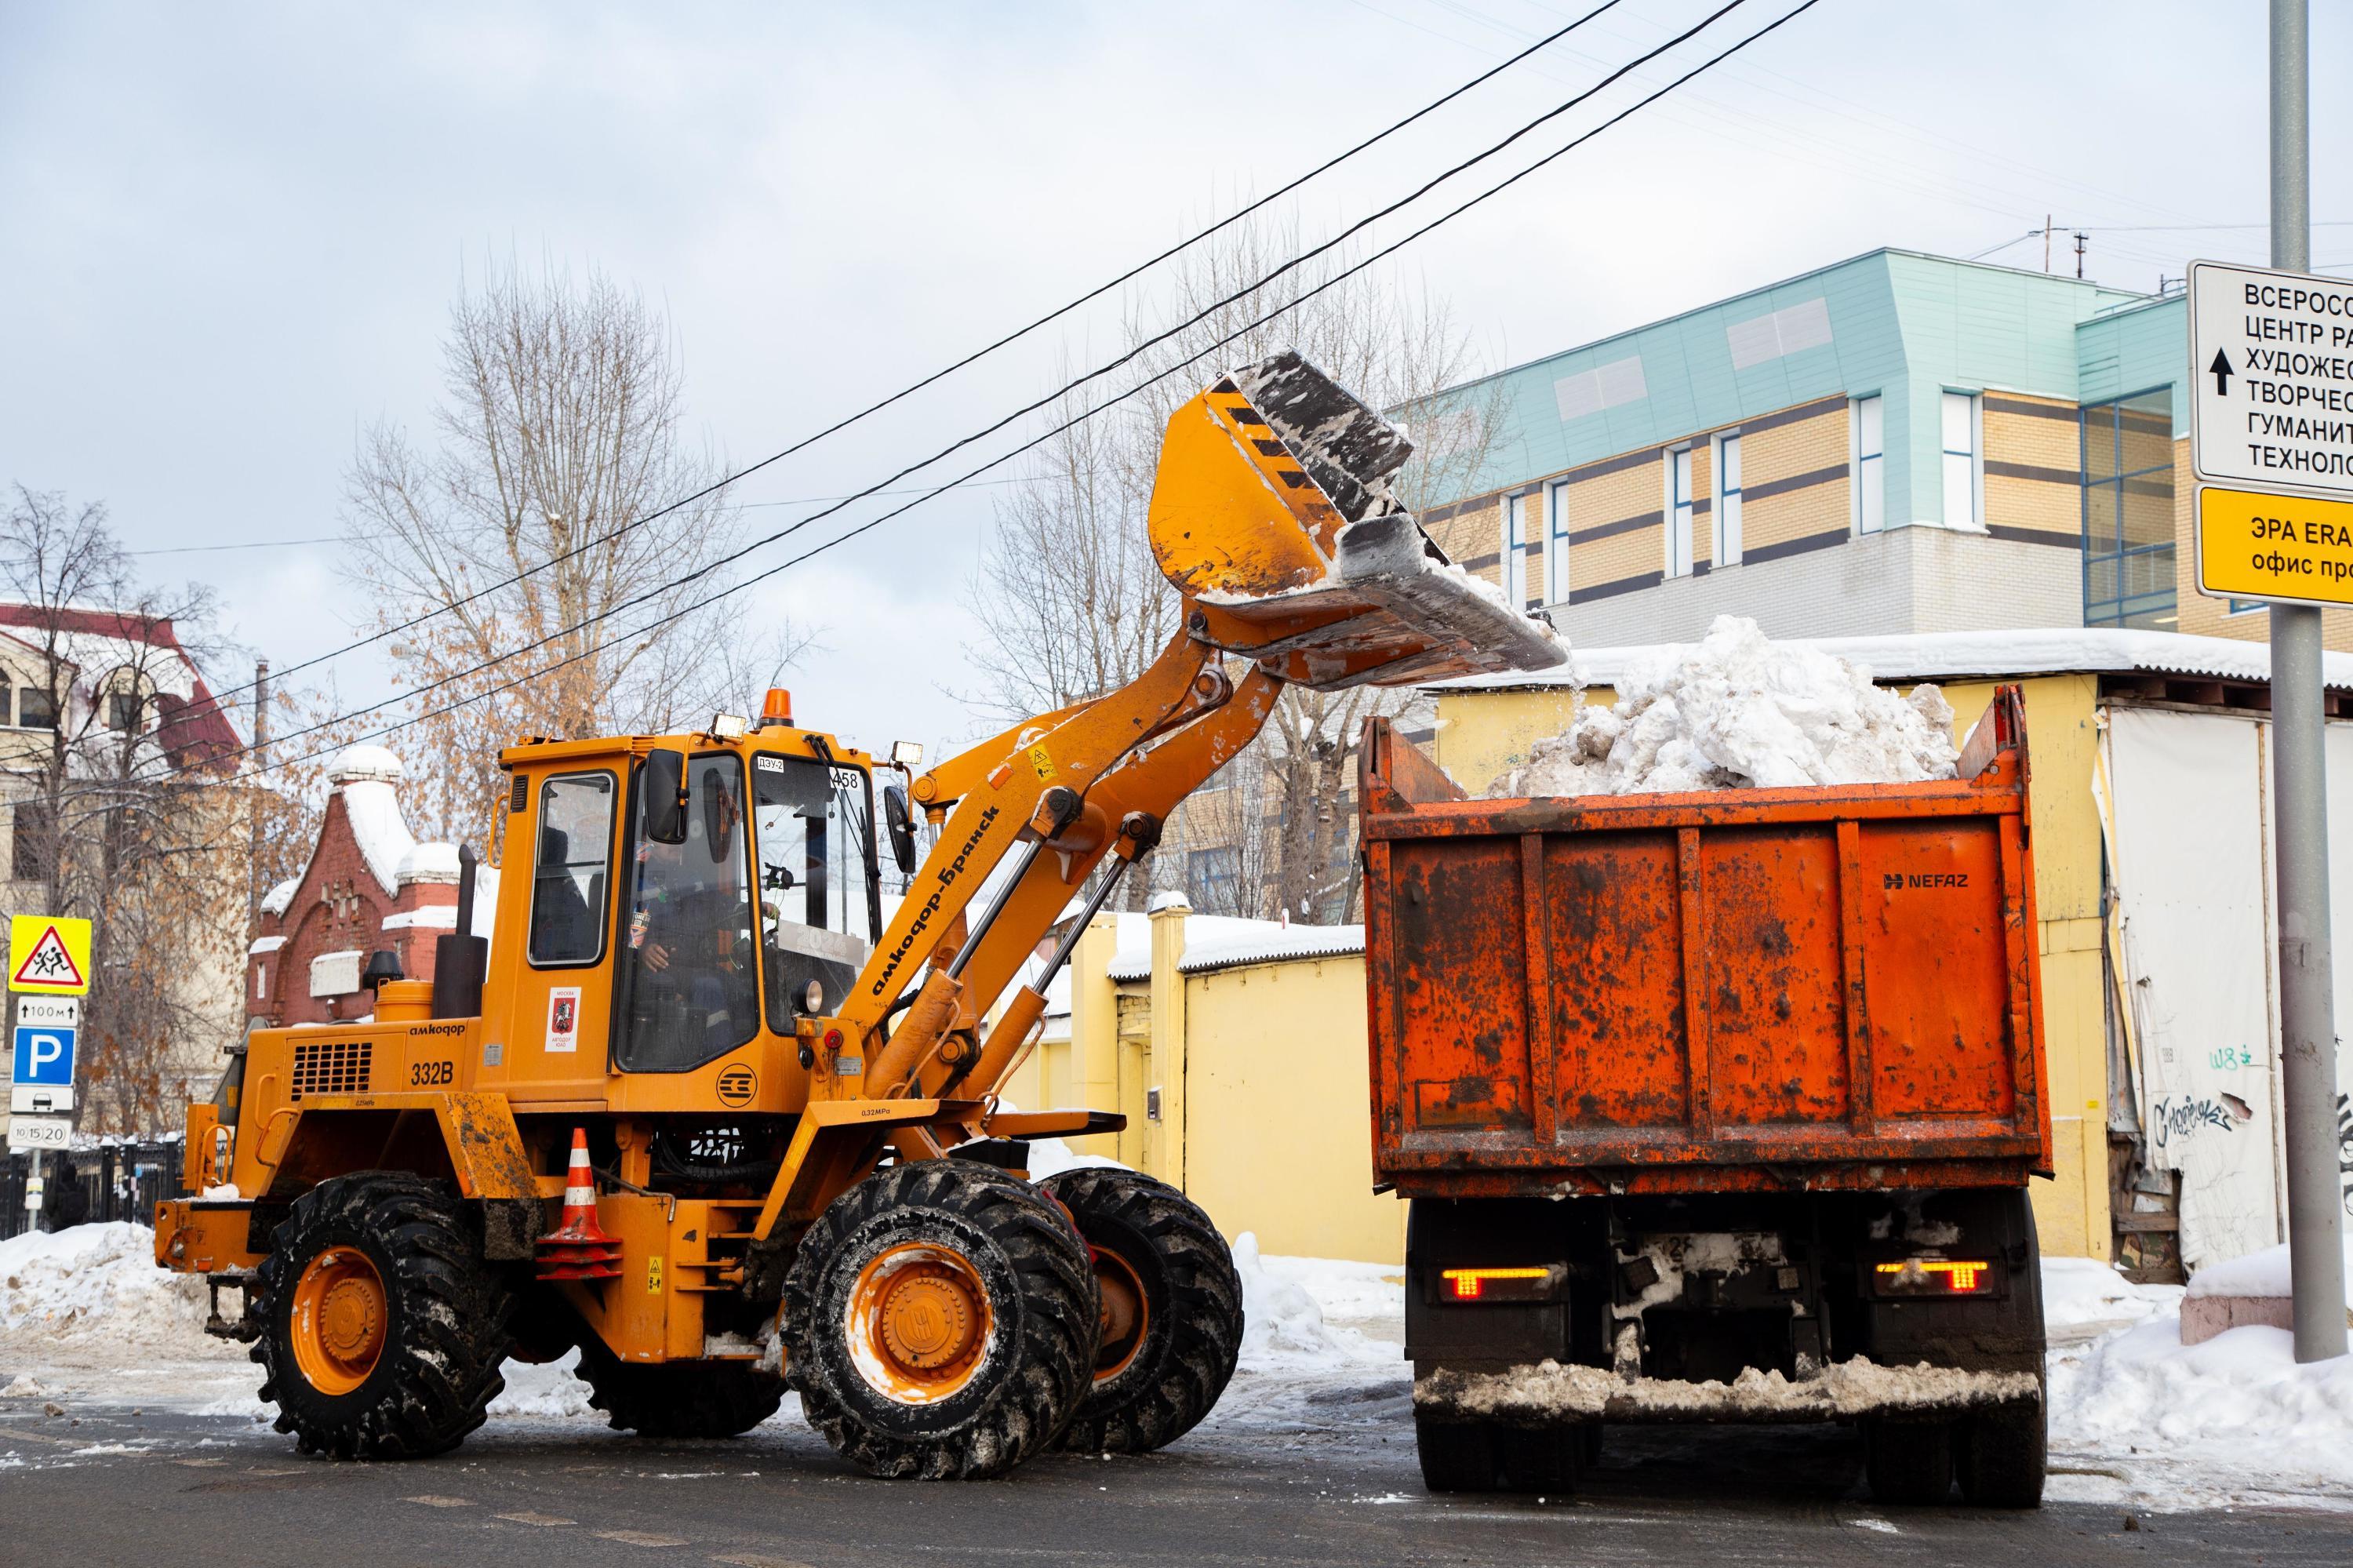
<box><xmin>3</xmin><ymin>1</ymin><xmax>2348</xmax><ymax>762</ymax></box>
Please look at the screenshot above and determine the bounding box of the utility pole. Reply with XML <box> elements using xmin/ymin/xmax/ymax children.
<box><xmin>246</xmin><ymin>657</ymin><xmax>269</xmax><ymax>930</ymax></box>
<box><xmin>2043</xmin><ymin>213</ymin><xmax>2053</xmax><ymax>274</ymax></box>
<box><xmin>2267</xmin><ymin>0</ymin><xmax>2348</xmax><ymax>1366</ymax></box>
<box><xmin>2073</xmin><ymin>231</ymin><xmax>2086</xmax><ymax>279</ymax></box>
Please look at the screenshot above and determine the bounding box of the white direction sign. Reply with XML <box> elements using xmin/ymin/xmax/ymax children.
<box><xmin>2191</xmin><ymin>259</ymin><xmax>2353</xmax><ymax>499</ymax></box>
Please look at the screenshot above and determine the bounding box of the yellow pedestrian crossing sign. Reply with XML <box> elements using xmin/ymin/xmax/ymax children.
<box><xmin>9</xmin><ymin>915</ymin><xmax>90</xmax><ymax>995</ymax></box>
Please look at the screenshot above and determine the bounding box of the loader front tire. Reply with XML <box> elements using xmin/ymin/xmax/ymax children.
<box><xmin>253</xmin><ymin>1171</ymin><xmax>514</xmax><ymax>1460</ymax></box>
<box><xmin>784</xmin><ymin>1161</ymin><xmax>1097</xmax><ymax>1479</ymax></box>
<box><xmin>1040</xmin><ymin>1167</ymin><xmax>1242</xmax><ymax>1453</ymax></box>
<box><xmin>576</xmin><ymin>1339</ymin><xmax>785</xmax><ymax>1439</ymax></box>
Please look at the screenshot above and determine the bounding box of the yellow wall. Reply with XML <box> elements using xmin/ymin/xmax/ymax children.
<box><xmin>1431</xmin><ymin>672</ymin><xmax>2114</xmax><ymax>1261</ymax></box>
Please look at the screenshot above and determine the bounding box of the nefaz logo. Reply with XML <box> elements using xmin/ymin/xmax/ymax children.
<box><xmin>1884</xmin><ymin>871</ymin><xmax>1969</xmax><ymax>890</ymax></box>
<box><xmin>870</xmin><ymin>805</ymin><xmax>1001</xmax><ymax>996</ymax></box>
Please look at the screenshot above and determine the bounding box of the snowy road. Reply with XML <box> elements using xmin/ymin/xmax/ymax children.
<box><xmin>5</xmin><ymin>1225</ymin><xmax>2353</xmax><ymax>1563</ymax></box>
<box><xmin>7</xmin><ymin>1391</ymin><xmax>2353</xmax><ymax>1567</ymax></box>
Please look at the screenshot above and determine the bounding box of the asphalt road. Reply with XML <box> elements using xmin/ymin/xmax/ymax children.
<box><xmin>5</xmin><ymin>1399</ymin><xmax>2351</xmax><ymax>1568</ymax></box>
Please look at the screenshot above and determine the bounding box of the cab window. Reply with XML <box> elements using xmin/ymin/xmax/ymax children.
<box><xmin>753</xmin><ymin>755</ymin><xmax>875</xmax><ymax>1028</ymax></box>
<box><xmin>613</xmin><ymin>755</ymin><xmax>758</xmax><ymax>1072</ymax></box>
<box><xmin>527</xmin><ymin>772</ymin><xmax>615</xmax><ymax>966</ymax></box>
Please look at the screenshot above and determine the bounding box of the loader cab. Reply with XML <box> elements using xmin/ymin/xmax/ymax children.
<box><xmin>505</xmin><ymin>713</ymin><xmax>887</xmax><ymax>1079</ymax></box>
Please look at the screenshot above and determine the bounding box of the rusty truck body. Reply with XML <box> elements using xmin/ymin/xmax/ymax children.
<box><xmin>1358</xmin><ymin>688</ymin><xmax>2053</xmax><ymax>1506</ymax></box>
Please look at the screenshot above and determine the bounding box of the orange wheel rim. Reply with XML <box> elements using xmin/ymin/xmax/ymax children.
<box><xmin>289</xmin><ymin>1246</ymin><xmax>387</xmax><ymax>1396</ymax></box>
<box><xmin>1091</xmin><ymin>1246</ymin><xmax>1150</xmax><ymax>1383</ymax></box>
<box><xmin>846</xmin><ymin>1242</ymin><xmax>992</xmax><ymax>1405</ymax></box>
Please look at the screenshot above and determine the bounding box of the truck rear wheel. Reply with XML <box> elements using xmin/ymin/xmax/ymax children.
<box><xmin>253</xmin><ymin>1171</ymin><xmax>514</xmax><ymax>1460</ymax></box>
<box><xmin>1415</xmin><ymin>1416</ymin><xmax>1581</xmax><ymax>1494</ymax></box>
<box><xmin>576</xmin><ymin>1339</ymin><xmax>785</xmax><ymax>1439</ymax></box>
<box><xmin>1415</xmin><ymin>1414</ymin><xmax>1499</xmax><ymax>1492</ymax></box>
<box><xmin>784</xmin><ymin>1161</ymin><xmax>1096</xmax><ymax>1479</ymax></box>
<box><xmin>1039</xmin><ymin>1168</ymin><xmax>1242</xmax><ymax>1454</ymax></box>
<box><xmin>1863</xmin><ymin>1417</ymin><xmax>1955</xmax><ymax>1505</ymax></box>
<box><xmin>1956</xmin><ymin>1398</ymin><xmax>2046</xmax><ymax>1508</ymax></box>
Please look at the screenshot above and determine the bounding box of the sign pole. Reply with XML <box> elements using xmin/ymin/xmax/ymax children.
<box><xmin>2268</xmin><ymin>0</ymin><xmax>2348</xmax><ymax>1366</ymax></box>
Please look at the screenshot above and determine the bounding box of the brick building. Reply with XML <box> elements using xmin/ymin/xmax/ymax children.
<box><xmin>1410</xmin><ymin>247</ymin><xmax>2343</xmax><ymax>651</ymax></box>
<box><xmin>249</xmin><ymin>746</ymin><xmax>496</xmax><ymax>1028</ymax></box>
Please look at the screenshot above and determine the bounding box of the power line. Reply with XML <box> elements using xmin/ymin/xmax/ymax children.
<box><xmin>228</xmin><ymin>0</ymin><xmax>1829</xmax><ymax>786</ymax></box>
<box><xmin>196</xmin><ymin>0</ymin><xmax>1635</xmax><ymax>718</ymax></box>
<box><xmin>197</xmin><ymin>0</ymin><xmax>1767</xmax><ymax>777</ymax></box>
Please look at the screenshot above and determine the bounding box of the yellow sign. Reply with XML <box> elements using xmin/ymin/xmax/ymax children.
<box><xmin>8</xmin><ymin>915</ymin><xmax>90</xmax><ymax>995</ymax></box>
<box><xmin>2196</xmin><ymin>485</ymin><xmax>2353</xmax><ymax>608</ymax></box>
<box><xmin>1027</xmin><ymin>744</ymin><xmax>1057</xmax><ymax>782</ymax></box>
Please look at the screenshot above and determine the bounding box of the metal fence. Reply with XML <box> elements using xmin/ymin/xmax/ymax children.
<box><xmin>0</xmin><ymin>1138</ymin><xmax>187</xmax><ymax>1241</ymax></box>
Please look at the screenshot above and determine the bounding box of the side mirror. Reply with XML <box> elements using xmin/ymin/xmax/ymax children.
<box><xmin>883</xmin><ymin>783</ymin><xmax>918</xmax><ymax>875</ymax></box>
<box><xmin>642</xmin><ymin>748</ymin><xmax>689</xmax><ymax>846</ymax></box>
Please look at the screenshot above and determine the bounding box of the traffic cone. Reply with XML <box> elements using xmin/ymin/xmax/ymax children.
<box><xmin>536</xmin><ymin>1126</ymin><xmax>623</xmax><ymax>1280</ymax></box>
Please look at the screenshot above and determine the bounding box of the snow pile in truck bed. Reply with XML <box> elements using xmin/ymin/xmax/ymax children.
<box><xmin>0</xmin><ymin>1223</ymin><xmax>216</xmax><ymax>1361</ymax></box>
<box><xmin>1495</xmin><ymin>615</ymin><xmax>1959</xmax><ymax>797</ymax></box>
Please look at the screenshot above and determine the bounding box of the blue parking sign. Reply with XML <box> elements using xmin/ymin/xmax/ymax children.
<box><xmin>12</xmin><ymin>1024</ymin><xmax>75</xmax><ymax>1086</ymax></box>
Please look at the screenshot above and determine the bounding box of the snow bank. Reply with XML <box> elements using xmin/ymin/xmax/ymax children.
<box><xmin>0</xmin><ymin>1223</ymin><xmax>214</xmax><ymax>1359</ymax></box>
<box><xmin>1233</xmin><ymin>1231</ymin><xmax>1350</xmax><ymax>1366</ymax></box>
<box><xmin>1496</xmin><ymin>616</ymin><xmax>1958</xmax><ymax>797</ymax></box>
<box><xmin>2049</xmin><ymin>1316</ymin><xmax>2353</xmax><ymax>1499</ymax></box>
<box><xmin>2186</xmin><ymin>1236</ymin><xmax>2353</xmax><ymax>1301</ymax></box>
<box><xmin>2042</xmin><ymin>1255</ymin><xmax>2183</xmax><ymax>1332</ymax></box>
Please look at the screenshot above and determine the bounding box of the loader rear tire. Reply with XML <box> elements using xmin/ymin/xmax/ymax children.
<box><xmin>784</xmin><ymin>1161</ymin><xmax>1097</xmax><ymax>1479</ymax></box>
<box><xmin>576</xmin><ymin>1339</ymin><xmax>785</xmax><ymax>1439</ymax></box>
<box><xmin>252</xmin><ymin>1171</ymin><xmax>514</xmax><ymax>1461</ymax></box>
<box><xmin>1039</xmin><ymin>1167</ymin><xmax>1242</xmax><ymax>1454</ymax></box>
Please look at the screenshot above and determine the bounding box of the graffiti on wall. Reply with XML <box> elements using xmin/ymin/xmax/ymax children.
<box><xmin>2153</xmin><ymin>1092</ymin><xmax>2255</xmax><ymax>1151</ymax></box>
<box><xmin>2340</xmin><ymin>1092</ymin><xmax>2351</xmax><ymax>1218</ymax></box>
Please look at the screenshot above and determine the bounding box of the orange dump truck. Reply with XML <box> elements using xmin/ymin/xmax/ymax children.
<box><xmin>1358</xmin><ymin>688</ymin><xmax>2052</xmax><ymax>1508</ymax></box>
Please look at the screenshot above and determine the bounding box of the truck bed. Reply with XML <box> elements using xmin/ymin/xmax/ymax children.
<box><xmin>1358</xmin><ymin>688</ymin><xmax>2049</xmax><ymax>1198</ymax></box>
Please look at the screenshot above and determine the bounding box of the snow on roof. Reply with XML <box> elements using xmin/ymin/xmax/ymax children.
<box><xmin>1428</xmin><ymin>628</ymin><xmax>2353</xmax><ymax>695</ymax></box>
<box><xmin>259</xmin><ymin>876</ymin><xmax>300</xmax><ymax>917</ymax></box>
<box><xmin>335</xmin><ymin>770</ymin><xmax>418</xmax><ymax>897</ymax></box>
<box><xmin>1103</xmin><ymin>912</ymin><xmax>1364</xmax><ymax>980</ymax></box>
<box><xmin>249</xmin><ymin>934</ymin><xmax>286</xmax><ymax>955</ymax></box>
<box><xmin>1172</xmin><ymin>923</ymin><xmax>1364</xmax><ymax>977</ymax></box>
<box><xmin>328</xmin><ymin>744</ymin><xmax>404</xmax><ymax>784</ymax></box>
<box><xmin>396</xmin><ymin>842</ymin><xmax>462</xmax><ymax>885</ymax></box>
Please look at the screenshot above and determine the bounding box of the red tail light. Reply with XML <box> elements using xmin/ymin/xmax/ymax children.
<box><xmin>1872</xmin><ymin>1259</ymin><xmax>1995</xmax><ymax>1297</ymax></box>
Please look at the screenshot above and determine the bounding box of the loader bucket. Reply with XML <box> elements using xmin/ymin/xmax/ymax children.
<box><xmin>1147</xmin><ymin>352</ymin><xmax>1566</xmax><ymax>690</ymax></box>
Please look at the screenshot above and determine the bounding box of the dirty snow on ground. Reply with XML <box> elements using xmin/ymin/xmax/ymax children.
<box><xmin>12</xmin><ymin>1219</ymin><xmax>2353</xmax><ymax>1515</ymax></box>
<box><xmin>1497</xmin><ymin>615</ymin><xmax>1959</xmax><ymax>797</ymax></box>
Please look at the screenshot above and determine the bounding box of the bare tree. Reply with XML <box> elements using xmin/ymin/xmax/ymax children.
<box><xmin>344</xmin><ymin>260</ymin><xmax>811</xmax><ymax>857</ymax></box>
<box><xmin>0</xmin><ymin>486</ymin><xmax>247</xmax><ymax>1133</ymax></box>
<box><xmin>964</xmin><ymin>213</ymin><xmax>1502</xmax><ymax>922</ymax></box>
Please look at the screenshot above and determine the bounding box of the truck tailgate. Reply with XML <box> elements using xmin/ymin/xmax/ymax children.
<box><xmin>1358</xmin><ymin>688</ymin><xmax>2049</xmax><ymax>1195</ymax></box>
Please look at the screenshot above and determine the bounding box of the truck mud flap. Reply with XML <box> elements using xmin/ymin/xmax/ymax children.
<box><xmin>1414</xmin><ymin>1356</ymin><xmax>2040</xmax><ymax>1425</ymax></box>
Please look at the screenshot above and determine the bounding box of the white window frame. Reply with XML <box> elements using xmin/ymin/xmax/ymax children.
<box><xmin>1544</xmin><ymin>480</ymin><xmax>1571</xmax><ymax>605</ymax></box>
<box><xmin>1711</xmin><ymin>431</ymin><xmax>1743</xmax><ymax>567</ymax></box>
<box><xmin>1666</xmin><ymin>448</ymin><xmax>1696</xmax><ymax>578</ymax></box>
<box><xmin>1502</xmin><ymin>492</ymin><xmax>1529</xmax><ymax>608</ymax></box>
<box><xmin>1851</xmin><ymin>395</ymin><xmax>1885</xmax><ymax>535</ymax></box>
<box><xmin>1941</xmin><ymin>389</ymin><xmax>1982</xmax><ymax>529</ymax></box>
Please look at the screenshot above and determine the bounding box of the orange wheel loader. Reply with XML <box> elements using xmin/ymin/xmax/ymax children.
<box><xmin>154</xmin><ymin>354</ymin><xmax>1565</xmax><ymax>1478</ymax></box>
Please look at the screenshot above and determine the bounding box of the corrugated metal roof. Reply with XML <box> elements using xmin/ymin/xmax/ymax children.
<box><xmin>1104</xmin><ymin>922</ymin><xmax>1366</xmax><ymax>981</ymax></box>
